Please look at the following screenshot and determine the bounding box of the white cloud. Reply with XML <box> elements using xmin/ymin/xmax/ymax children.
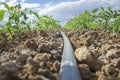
<box><xmin>44</xmin><ymin>2</ymin><xmax>53</xmax><ymax>8</ymax></box>
<box><xmin>37</xmin><ymin>0</ymin><xmax>120</xmax><ymax>25</ymax></box>
<box><xmin>21</xmin><ymin>3</ymin><xmax>40</xmax><ymax>9</ymax></box>
<box><xmin>0</xmin><ymin>0</ymin><xmax>17</xmax><ymax>10</ymax></box>
<box><xmin>21</xmin><ymin>0</ymin><xmax>25</xmax><ymax>3</ymax></box>
<box><xmin>9</xmin><ymin>0</ymin><xmax>17</xmax><ymax>5</ymax></box>
<box><xmin>0</xmin><ymin>0</ymin><xmax>5</xmax><ymax>2</ymax></box>
<box><xmin>0</xmin><ymin>0</ymin><xmax>40</xmax><ymax>9</ymax></box>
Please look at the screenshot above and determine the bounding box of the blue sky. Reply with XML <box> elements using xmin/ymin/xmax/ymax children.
<box><xmin>26</xmin><ymin>0</ymin><xmax>78</xmax><ymax>6</ymax></box>
<box><xmin>0</xmin><ymin>0</ymin><xmax>120</xmax><ymax>26</ymax></box>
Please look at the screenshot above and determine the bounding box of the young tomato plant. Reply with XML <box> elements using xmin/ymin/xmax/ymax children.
<box><xmin>1</xmin><ymin>2</ymin><xmax>39</xmax><ymax>40</ymax></box>
<box><xmin>35</xmin><ymin>15</ymin><xmax>61</xmax><ymax>30</ymax></box>
<box><xmin>64</xmin><ymin>7</ymin><xmax>120</xmax><ymax>34</ymax></box>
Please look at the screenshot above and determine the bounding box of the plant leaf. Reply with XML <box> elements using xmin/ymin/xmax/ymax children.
<box><xmin>0</xmin><ymin>10</ymin><xmax>5</xmax><ymax>21</ymax></box>
<box><xmin>2</xmin><ymin>2</ymin><xmax>10</xmax><ymax>11</ymax></box>
<box><xmin>92</xmin><ymin>8</ymin><xmax>98</xmax><ymax>14</ymax></box>
<box><xmin>32</xmin><ymin>11</ymin><xmax>39</xmax><ymax>19</ymax></box>
<box><xmin>113</xmin><ymin>18</ymin><xmax>120</xmax><ymax>34</ymax></box>
<box><xmin>101</xmin><ymin>7</ymin><xmax>105</xmax><ymax>11</ymax></box>
<box><xmin>108</xmin><ymin>6</ymin><xmax>113</xmax><ymax>13</ymax></box>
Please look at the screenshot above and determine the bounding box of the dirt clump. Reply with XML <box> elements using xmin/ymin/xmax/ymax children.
<box><xmin>75</xmin><ymin>47</ymin><xmax>103</xmax><ymax>71</ymax></box>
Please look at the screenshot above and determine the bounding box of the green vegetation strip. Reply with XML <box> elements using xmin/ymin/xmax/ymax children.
<box><xmin>0</xmin><ymin>2</ymin><xmax>120</xmax><ymax>40</ymax></box>
<box><xmin>64</xmin><ymin>7</ymin><xmax>120</xmax><ymax>34</ymax></box>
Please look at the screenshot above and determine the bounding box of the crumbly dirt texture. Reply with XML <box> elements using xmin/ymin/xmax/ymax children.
<box><xmin>0</xmin><ymin>28</ymin><xmax>120</xmax><ymax>80</ymax></box>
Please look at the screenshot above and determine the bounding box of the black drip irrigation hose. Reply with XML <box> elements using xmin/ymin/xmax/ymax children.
<box><xmin>59</xmin><ymin>31</ymin><xmax>83</xmax><ymax>80</ymax></box>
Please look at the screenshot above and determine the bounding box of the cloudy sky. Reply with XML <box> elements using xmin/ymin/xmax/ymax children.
<box><xmin>0</xmin><ymin>0</ymin><xmax>120</xmax><ymax>26</ymax></box>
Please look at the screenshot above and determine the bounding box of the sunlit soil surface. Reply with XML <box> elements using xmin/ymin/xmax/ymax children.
<box><xmin>0</xmin><ymin>29</ymin><xmax>120</xmax><ymax>80</ymax></box>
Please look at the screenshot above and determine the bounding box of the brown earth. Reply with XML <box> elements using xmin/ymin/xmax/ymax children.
<box><xmin>0</xmin><ymin>28</ymin><xmax>120</xmax><ymax>80</ymax></box>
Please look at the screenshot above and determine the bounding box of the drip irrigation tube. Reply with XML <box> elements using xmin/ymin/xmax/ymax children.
<box><xmin>59</xmin><ymin>31</ymin><xmax>83</xmax><ymax>80</ymax></box>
